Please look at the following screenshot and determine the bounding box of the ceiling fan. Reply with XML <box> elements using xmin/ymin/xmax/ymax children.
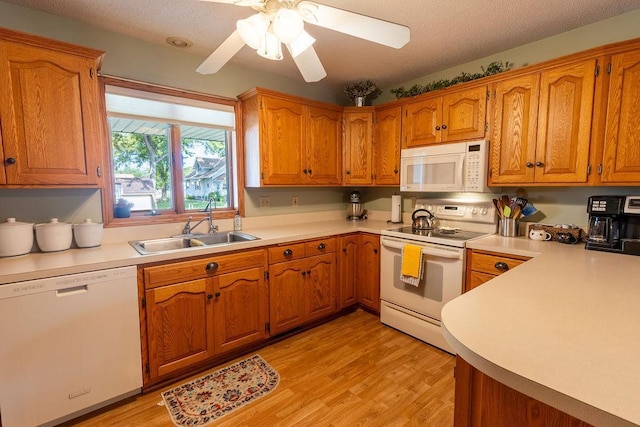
<box><xmin>196</xmin><ymin>0</ymin><xmax>410</xmax><ymax>82</ymax></box>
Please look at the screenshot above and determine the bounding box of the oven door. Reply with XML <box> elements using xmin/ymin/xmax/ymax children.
<box><xmin>380</xmin><ymin>236</ymin><xmax>464</xmax><ymax>323</ymax></box>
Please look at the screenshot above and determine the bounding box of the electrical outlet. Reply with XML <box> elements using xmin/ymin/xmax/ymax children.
<box><xmin>292</xmin><ymin>196</ymin><xmax>299</xmax><ymax>207</ymax></box>
<box><xmin>259</xmin><ymin>196</ymin><xmax>270</xmax><ymax>208</ymax></box>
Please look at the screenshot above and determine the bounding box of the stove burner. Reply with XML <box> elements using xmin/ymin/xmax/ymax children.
<box><xmin>438</xmin><ymin>228</ymin><xmax>459</xmax><ymax>235</ymax></box>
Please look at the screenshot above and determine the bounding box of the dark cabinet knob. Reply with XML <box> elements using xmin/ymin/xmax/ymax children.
<box><xmin>495</xmin><ymin>262</ymin><xmax>509</xmax><ymax>271</ymax></box>
<box><xmin>215</xmin><ymin>292</ymin><xmax>221</xmax><ymax>298</ymax></box>
<box><xmin>394</xmin><ymin>169</ymin><xmax>398</xmax><ymax>174</ymax></box>
<box><xmin>435</xmin><ymin>126</ymin><xmax>441</xmax><ymax>131</ymax></box>
<box><xmin>525</xmin><ymin>162</ymin><xmax>534</xmax><ymax>168</ymax></box>
<box><xmin>6</xmin><ymin>157</ymin><xmax>16</xmax><ymax>165</ymax></box>
<box><xmin>207</xmin><ymin>294</ymin><xmax>213</xmax><ymax>300</ymax></box>
<box><xmin>342</xmin><ymin>248</ymin><xmax>347</xmax><ymax>253</ymax></box>
<box><xmin>441</xmin><ymin>124</ymin><xmax>447</xmax><ymax>129</ymax></box>
<box><xmin>535</xmin><ymin>161</ymin><xmax>544</xmax><ymax>167</ymax></box>
<box><xmin>373</xmin><ymin>248</ymin><xmax>378</xmax><ymax>254</ymax></box>
<box><xmin>301</xmin><ymin>271</ymin><xmax>306</xmax><ymax>276</ymax></box>
<box><xmin>283</xmin><ymin>249</ymin><xmax>293</xmax><ymax>256</ymax></box>
<box><xmin>345</xmin><ymin>170</ymin><xmax>351</xmax><ymax>175</ymax></box>
<box><xmin>303</xmin><ymin>169</ymin><xmax>308</xmax><ymax>174</ymax></box>
<box><xmin>308</xmin><ymin>169</ymin><xmax>312</xmax><ymax>175</ymax></box>
<box><xmin>317</xmin><ymin>243</ymin><xmax>326</xmax><ymax>250</ymax></box>
<box><xmin>206</xmin><ymin>262</ymin><xmax>219</xmax><ymax>271</ymax></box>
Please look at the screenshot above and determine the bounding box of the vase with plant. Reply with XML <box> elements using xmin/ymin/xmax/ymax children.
<box><xmin>114</xmin><ymin>198</ymin><xmax>134</xmax><ymax>218</ymax></box>
<box><xmin>344</xmin><ymin>80</ymin><xmax>381</xmax><ymax>106</ymax></box>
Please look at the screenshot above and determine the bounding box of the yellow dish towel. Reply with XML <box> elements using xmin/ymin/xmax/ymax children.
<box><xmin>401</xmin><ymin>244</ymin><xmax>423</xmax><ymax>286</ymax></box>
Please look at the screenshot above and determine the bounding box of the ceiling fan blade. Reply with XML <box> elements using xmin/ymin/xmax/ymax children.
<box><xmin>285</xmin><ymin>44</ymin><xmax>326</xmax><ymax>82</ymax></box>
<box><xmin>299</xmin><ymin>1</ymin><xmax>410</xmax><ymax>49</ymax></box>
<box><xmin>197</xmin><ymin>0</ymin><xmax>261</xmax><ymax>5</ymax></box>
<box><xmin>196</xmin><ymin>30</ymin><xmax>245</xmax><ymax>74</ymax></box>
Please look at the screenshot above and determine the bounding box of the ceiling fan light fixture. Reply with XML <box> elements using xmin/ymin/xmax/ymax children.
<box><xmin>272</xmin><ymin>8</ymin><xmax>304</xmax><ymax>43</ymax></box>
<box><xmin>236</xmin><ymin>13</ymin><xmax>269</xmax><ymax>49</ymax></box>
<box><xmin>257</xmin><ymin>31</ymin><xmax>283</xmax><ymax>60</ymax></box>
<box><xmin>297</xmin><ymin>1</ymin><xmax>319</xmax><ymax>23</ymax></box>
<box><xmin>287</xmin><ymin>31</ymin><xmax>315</xmax><ymax>57</ymax></box>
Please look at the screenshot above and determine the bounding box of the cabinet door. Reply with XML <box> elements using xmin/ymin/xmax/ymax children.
<box><xmin>601</xmin><ymin>50</ymin><xmax>640</xmax><ymax>183</ymax></box>
<box><xmin>213</xmin><ymin>267</ymin><xmax>269</xmax><ymax>353</ymax></box>
<box><xmin>357</xmin><ymin>233</ymin><xmax>380</xmax><ymax>313</ymax></box>
<box><xmin>338</xmin><ymin>234</ymin><xmax>358</xmax><ymax>309</ymax></box>
<box><xmin>260</xmin><ymin>96</ymin><xmax>305</xmax><ymax>185</ymax></box>
<box><xmin>535</xmin><ymin>60</ymin><xmax>595</xmax><ymax>183</ymax></box>
<box><xmin>268</xmin><ymin>259</ymin><xmax>306</xmax><ymax>335</ymax></box>
<box><xmin>306</xmin><ymin>106</ymin><xmax>342</xmax><ymax>185</ymax></box>
<box><xmin>0</xmin><ymin>41</ymin><xmax>102</xmax><ymax>185</ymax></box>
<box><xmin>489</xmin><ymin>74</ymin><xmax>540</xmax><ymax>184</ymax></box>
<box><xmin>374</xmin><ymin>105</ymin><xmax>402</xmax><ymax>185</ymax></box>
<box><xmin>306</xmin><ymin>252</ymin><xmax>336</xmax><ymax>321</ymax></box>
<box><xmin>145</xmin><ymin>279</ymin><xmax>215</xmax><ymax>379</ymax></box>
<box><xmin>442</xmin><ymin>85</ymin><xmax>487</xmax><ymax>142</ymax></box>
<box><xmin>402</xmin><ymin>97</ymin><xmax>441</xmax><ymax>147</ymax></box>
<box><xmin>343</xmin><ymin>110</ymin><xmax>373</xmax><ymax>185</ymax></box>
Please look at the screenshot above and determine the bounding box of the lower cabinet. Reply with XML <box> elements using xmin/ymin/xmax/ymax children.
<box><xmin>454</xmin><ymin>356</ymin><xmax>592</xmax><ymax>426</ymax></box>
<box><xmin>140</xmin><ymin>249</ymin><xmax>269</xmax><ymax>385</ymax></box>
<box><xmin>465</xmin><ymin>249</ymin><xmax>530</xmax><ymax>292</ymax></box>
<box><xmin>357</xmin><ymin>233</ymin><xmax>381</xmax><ymax>313</ymax></box>
<box><xmin>338</xmin><ymin>233</ymin><xmax>359</xmax><ymax>308</ymax></box>
<box><xmin>268</xmin><ymin>237</ymin><xmax>337</xmax><ymax>335</ymax></box>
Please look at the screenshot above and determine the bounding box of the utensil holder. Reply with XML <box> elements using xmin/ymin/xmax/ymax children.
<box><xmin>499</xmin><ymin>218</ymin><xmax>519</xmax><ymax>237</ymax></box>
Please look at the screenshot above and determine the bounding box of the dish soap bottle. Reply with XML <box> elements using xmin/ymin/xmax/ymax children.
<box><xmin>233</xmin><ymin>211</ymin><xmax>242</xmax><ymax>231</ymax></box>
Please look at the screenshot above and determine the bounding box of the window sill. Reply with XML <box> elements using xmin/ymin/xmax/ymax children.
<box><xmin>105</xmin><ymin>210</ymin><xmax>236</xmax><ymax>228</ymax></box>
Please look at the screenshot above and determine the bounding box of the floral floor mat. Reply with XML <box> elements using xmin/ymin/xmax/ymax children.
<box><xmin>161</xmin><ymin>354</ymin><xmax>280</xmax><ymax>426</ymax></box>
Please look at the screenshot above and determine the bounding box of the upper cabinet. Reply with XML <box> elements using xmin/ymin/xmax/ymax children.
<box><xmin>0</xmin><ymin>28</ymin><xmax>105</xmax><ymax>186</ymax></box>
<box><xmin>374</xmin><ymin>105</ymin><xmax>402</xmax><ymax>185</ymax></box>
<box><xmin>342</xmin><ymin>107</ymin><xmax>374</xmax><ymax>185</ymax></box>
<box><xmin>402</xmin><ymin>85</ymin><xmax>488</xmax><ymax>148</ymax></box>
<box><xmin>489</xmin><ymin>60</ymin><xmax>596</xmax><ymax>185</ymax></box>
<box><xmin>240</xmin><ymin>88</ymin><xmax>342</xmax><ymax>187</ymax></box>
<box><xmin>600</xmin><ymin>50</ymin><xmax>640</xmax><ymax>183</ymax></box>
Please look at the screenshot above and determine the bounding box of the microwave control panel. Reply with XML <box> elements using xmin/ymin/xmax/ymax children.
<box><xmin>465</xmin><ymin>141</ymin><xmax>489</xmax><ymax>192</ymax></box>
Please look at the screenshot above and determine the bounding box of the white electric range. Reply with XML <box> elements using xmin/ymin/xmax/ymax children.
<box><xmin>379</xmin><ymin>198</ymin><xmax>497</xmax><ymax>354</ymax></box>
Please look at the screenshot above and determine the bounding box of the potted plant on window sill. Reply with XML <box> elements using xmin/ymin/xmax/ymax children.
<box><xmin>114</xmin><ymin>199</ymin><xmax>134</xmax><ymax>218</ymax></box>
<box><xmin>344</xmin><ymin>80</ymin><xmax>381</xmax><ymax>106</ymax></box>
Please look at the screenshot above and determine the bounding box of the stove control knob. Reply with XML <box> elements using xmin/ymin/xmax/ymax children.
<box><xmin>481</xmin><ymin>207</ymin><xmax>488</xmax><ymax>215</ymax></box>
<box><xmin>427</xmin><ymin>205</ymin><xmax>433</xmax><ymax>212</ymax></box>
<box><xmin>472</xmin><ymin>208</ymin><xmax>478</xmax><ymax>215</ymax></box>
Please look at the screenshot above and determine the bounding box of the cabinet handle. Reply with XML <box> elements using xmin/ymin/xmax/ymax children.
<box><xmin>215</xmin><ymin>292</ymin><xmax>221</xmax><ymax>298</ymax></box>
<box><xmin>308</xmin><ymin>169</ymin><xmax>312</xmax><ymax>175</ymax></box>
<box><xmin>394</xmin><ymin>168</ymin><xmax>398</xmax><ymax>174</ymax></box>
<box><xmin>373</xmin><ymin>248</ymin><xmax>378</xmax><ymax>254</ymax></box>
<box><xmin>345</xmin><ymin>170</ymin><xmax>351</xmax><ymax>175</ymax></box>
<box><xmin>494</xmin><ymin>262</ymin><xmax>509</xmax><ymax>271</ymax></box>
<box><xmin>441</xmin><ymin>124</ymin><xmax>447</xmax><ymax>129</ymax></box>
<box><xmin>206</xmin><ymin>262</ymin><xmax>219</xmax><ymax>271</ymax></box>
<box><xmin>317</xmin><ymin>243</ymin><xmax>326</xmax><ymax>250</ymax></box>
<box><xmin>342</xmin><ymin>248</ymin><xmax>347</xmax><ymax>253</ymax></box>
<box><xmin>303</xmin><ymin>169</ymin><xmax>308</xmax><ymax>174</ymax></box>
<box><xmin>525</xmin><ymin>162</ymin><xmax>534</xmax><ymax>168</ymax></box>
<box><xmin>283</xmin><ymin>249</ymin><xmax>293</xmax><ymax>256</ymax></box>
<box><xmin>301</xmin><ymin>271</ymin><xmax>306</xmax><ymax>276</ymax></box>
<box><xmin>207</xmin><ymin>294</ymin><xmax>213</xmax><ymax>300</ymax></box>
<box><xmin>6</xmin><ymin>157</ymin><xmax>16</xmax><ymax>165</ymax></box>
<box><xmin>535</xmin><ymin>161</ymin><xmax>544</xmax><ymax>167</ymax></box>
<box><xmin>435</xmin><ymin>126</ymin><xmax>441</xmax><ymax>131</ymax></box>
<box><xmin>307</xmin><ymin>270</ymin><xmax>311</xmax><ymax>276</ymax></box>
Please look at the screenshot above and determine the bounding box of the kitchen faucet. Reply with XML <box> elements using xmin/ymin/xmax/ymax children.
<box><xmin>182</xmin><ymin>198</ymin><xmax>218</xmax><ymax>235</ymax></box>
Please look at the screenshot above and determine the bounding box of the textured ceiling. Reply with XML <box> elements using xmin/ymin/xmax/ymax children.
<box><xmin>5</xmin><ymin>0</ymin><xmax>640</xmax><ymax>91</ymax></box>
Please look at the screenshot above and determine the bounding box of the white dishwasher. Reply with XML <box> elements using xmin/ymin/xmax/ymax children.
<box><xmin>0</xmin><ymin>266</ymin><xmax>142</xmax><ymax>427</ymax></box>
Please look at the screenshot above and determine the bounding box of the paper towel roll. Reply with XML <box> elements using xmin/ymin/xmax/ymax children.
<box><xmin>391</xmin><ymin>195</ymin><xmax>402</xmax><ymax>223</ymax></box>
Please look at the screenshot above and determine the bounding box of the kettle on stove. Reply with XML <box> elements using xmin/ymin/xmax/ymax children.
<box><xmin>412</xmin><ymin>209</ymin><xmax>436</xmax><ymax>230</ymax></box>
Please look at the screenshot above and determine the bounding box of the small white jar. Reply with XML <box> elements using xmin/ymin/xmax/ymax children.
<box><xmin>73</xmin><ymin>219</ymin><xmax>104</xmax><ymax>248</ymax></box>
<box><xmin>35</xmin><ymin>218</ymin><xmax>73</xmax><ymax>252</ymax></box>
<box><xmin>0</xmin><ymin>218</ymin><xmax>34</xmax><ymax>257</ymax></box>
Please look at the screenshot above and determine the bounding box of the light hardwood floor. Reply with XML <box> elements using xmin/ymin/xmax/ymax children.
<box><xmin>67</xmin><ymin>309</ymin><xmax>455</xmax><ymax>426</ymax></box>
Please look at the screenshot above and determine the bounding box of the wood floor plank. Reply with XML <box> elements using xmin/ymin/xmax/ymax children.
<box><xmin>65</xmin><ymin>309</ymin><xmax>455</xmax><ymax>426</ymax></box>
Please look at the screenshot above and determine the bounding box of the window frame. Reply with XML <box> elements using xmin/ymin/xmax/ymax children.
<box><xmin>99</xmin><ymin>76</ymin><xmax>245</xmax><ymax>227</ymax></box>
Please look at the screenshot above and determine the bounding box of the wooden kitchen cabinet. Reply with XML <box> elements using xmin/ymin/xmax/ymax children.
<box><xmin>374</xmin><ymin>105</ymin><xmax>402</xmax><ymax>185</ymax></box>
<box><xmin>141</xmin><ymin>248</ymin><xmax>268</xmax><ymax>384</ymax></box>
<box><xmin>489</xmin><ymin>60</ymin><xmax>596</xmax><ymax>185</ymax></box>
<box><xmin>342</xmin><ymin>107</ymin><xmax>374</xmax><ymax>185</ymax></box>
<box><xmin>240</xmin><ymin>88</ymin><xmax>342</xmax><ymax>186</ymax></box>
<box><xmin>0</xmin><ymin>28</ymin><xmax>104</xmax><ymax>186</ymax></box>
<box><xmin>357</xmin><ymin>233</ymin><xmax>380</xmax><ymax>313</ymax></box>
<box><xmin>402</xmin><ymin>85</ymin><xmax>488</xmax><ymax>148</ymax></box>
<box><xmin>268</xmin><ymin>237</ymin><xmax>337</xmax><ymax>335</ymax></box>
<box><xmin>338</xmin><ymin>233</ymin><xmax>359</xmax><ymax>309</ymax></box>
<box><xmin>600</xmin><ymin>49</ymin><xmax>640</xmax><ymax>183</ymax></box>
<box><xmin>465</xmin><ymin>249</ymin><xmax>530</xmax><ymax>292</ymax></box>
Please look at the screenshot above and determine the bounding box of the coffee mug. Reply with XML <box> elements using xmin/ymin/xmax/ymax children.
<box><xmin>529</xmin><ymin>229</ymin><xmax>552</xmax><ymax>241</ymax></box>
<box><xmin>556</xmin><ymin>232</ymin><xmax>578</xmax><ymax>244</ymax></box>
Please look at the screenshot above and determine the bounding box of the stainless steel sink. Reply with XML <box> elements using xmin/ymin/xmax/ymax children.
<box><xmin>129</xmin><ymin>231</ymin><xmax>259</xmax><ymax>255</ymax></box>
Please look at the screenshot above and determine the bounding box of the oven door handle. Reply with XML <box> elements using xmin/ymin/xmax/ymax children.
<box><xmin>381</xmin><ymin>239</ymin><xmax>462</xmax><ymax>260</ymax></box>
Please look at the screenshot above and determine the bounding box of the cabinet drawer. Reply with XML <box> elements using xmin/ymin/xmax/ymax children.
<box><xmin>268</xmin><ymin>243</ymin><xmax>306</xmax><ymax>264</ymax></box>
<box><xmin>466</xmin><ymin>271</ymin><xmax>495</xmax><ymax>291</ymax></box>
<box><xmin>305</xmin><ymin>237</ymin><xmax>336</xmax><ymax>256</ymax></box>
<box><xmin>144</xmin><ymin>249</ymin><xmax>266</xmax><ymax>288</ymax></box>
<box><xmin>470</xmin><ymin>252</ymin><xmax>529</xmax><ymax>276</ymax></box>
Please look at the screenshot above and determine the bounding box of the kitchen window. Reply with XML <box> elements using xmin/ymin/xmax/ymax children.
<box><xmin>101</xmin><ymin>77</ymin><xmax>239</xmax><ymax>225</ymax></box>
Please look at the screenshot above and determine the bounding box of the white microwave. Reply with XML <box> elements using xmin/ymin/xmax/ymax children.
<box><xmin>399</xmin><ymin>140</ymin><xmax>490</xmax><ymax>193</ymax></box>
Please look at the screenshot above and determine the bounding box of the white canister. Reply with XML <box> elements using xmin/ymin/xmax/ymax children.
<box><xmin>73</xmin><ymin>219</ymin><xmax>104</xmax><ymax>248</ymax></box>
<box><xmin>0</xmin><ymin>218</ymin><xmax>34</xmax><ymax>257</ymax></box>
<box><xmin>35</xmin><ymin>218</ymin><xmax>73</xmax><ymax>252</ymax></box>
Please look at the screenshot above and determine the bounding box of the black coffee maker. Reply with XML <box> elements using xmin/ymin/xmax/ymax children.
<box><xmin>586</xmin><ymin>195</ymin><xmax>640</xmax><ymax>256</ymax></box>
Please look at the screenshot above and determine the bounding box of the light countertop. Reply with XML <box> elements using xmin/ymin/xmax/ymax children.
<box><xmin>444</xmin><ymin>235</ymin><xmax>640</xmax><ymax>427</ymax></box>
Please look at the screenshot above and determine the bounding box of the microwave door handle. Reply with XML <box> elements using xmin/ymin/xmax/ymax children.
<box><xmin>458</xmin><ymin>153</ymin><xmax>466</xmax><ymax>190</ymax></box>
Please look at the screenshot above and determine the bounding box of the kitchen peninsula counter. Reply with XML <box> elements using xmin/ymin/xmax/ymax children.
<box><xmin>444</xmin><ymin>236</ymin><xmax>640</xmax><ymax>426</ymax></box>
